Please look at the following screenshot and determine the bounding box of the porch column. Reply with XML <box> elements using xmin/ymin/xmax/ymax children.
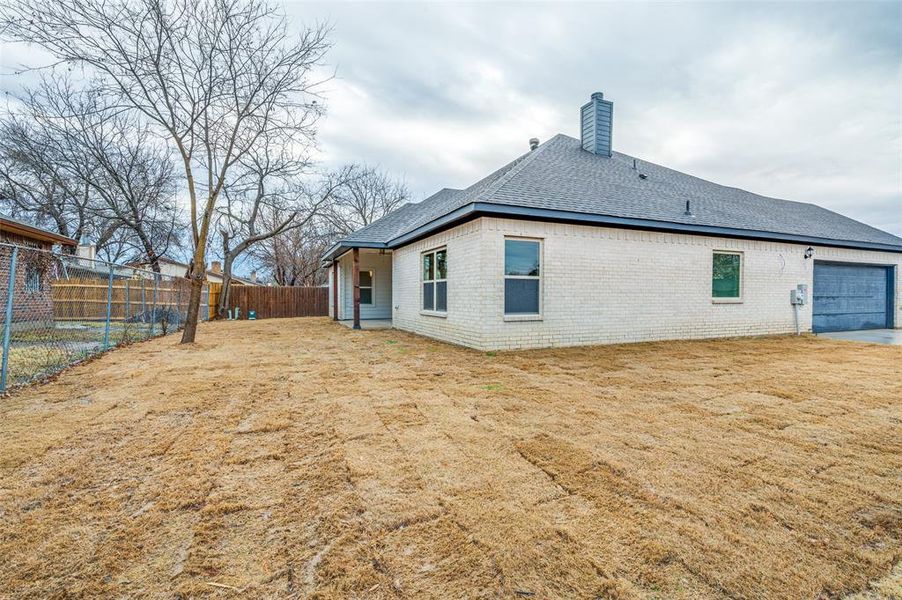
<box><xmin>352</xmin><ymin>248</ymin><xmax>361</xmax><ymax>329</ymax></box>
<box><xmin>332</xmin><ymin>261</ymin><xmax>338</xmax><ymax>321</ymax></box>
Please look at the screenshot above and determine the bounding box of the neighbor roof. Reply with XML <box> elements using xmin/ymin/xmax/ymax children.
<box><xmin>128</xmin><ymin>256</ymin><xmax>261</xmax><ymax>285</ymax></box>
<box><xmin>324</xmin><ymin>134</ymin><xmax>902</xmax><ymax>261</ymax></box>
<box><xmin>0</xmin><ymin>214</ymin><xmax>78</xmax><ymax>246</ymax></box>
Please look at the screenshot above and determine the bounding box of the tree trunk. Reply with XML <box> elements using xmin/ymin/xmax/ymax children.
<box><xmin>218</xmin><ymin>254</ymin><xmax>235</xmax><ymax>316</ymax></box>
<box><xmin>180</xmin><ymin>244</ymin><xmax>207</xmax><ymax>343</ymax></box>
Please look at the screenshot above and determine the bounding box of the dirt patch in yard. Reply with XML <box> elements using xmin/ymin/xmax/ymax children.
<box><xmin>0</xmin><ymin>318</ymin><xmax>900</xmax><ymax>599</ymax></box>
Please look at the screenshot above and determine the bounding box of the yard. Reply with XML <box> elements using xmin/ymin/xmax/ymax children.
<box><xmin>0</xmin><ymin>318</ymin><xmax>899</xmax><ymax>599</ymax></box>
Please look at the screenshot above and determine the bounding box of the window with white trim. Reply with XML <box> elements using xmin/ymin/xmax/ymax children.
<box><xmin>359</xmin><ymin>270</ymin><xmax>374</xmax><ymax>305</ymax></box>
<box><xmin>504</xmin><ymin>238</ymin><xmax>541</xmax><ymax>315</ymax></box>
<box><xmin>422</xmin><ymin>248</ymin><xmax>447</xmax><ymax>312</ymax></box>
<box><xmin>712</xmin><ymin>251</ymin><xmax>742</xmax><ymax>299</ymax></box>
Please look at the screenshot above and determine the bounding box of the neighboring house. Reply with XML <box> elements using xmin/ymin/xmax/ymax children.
<box><xmin>0</xmin><ymin>214</ymin><xmax>78</xmax><ymax>251</ymax></box>
<box><xmin>323</xmin><ymin>92</ymin><xmax>902</xmax><ymax>351</ymax></box>
<box><xmin>1</xmin><ymin>214</ymin><xmax>78</xmax><ymax>327</ymax></box>
<box><xmin>128</xmin><ymin>257</ymin><xmax>261</xmax><ymax>285</ymax></box>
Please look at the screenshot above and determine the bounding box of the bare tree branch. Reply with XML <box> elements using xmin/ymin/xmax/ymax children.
<box><xmin>1</xmin><ymin>0</ymin><xmax>331</xmax><ymax>342</ymax></box>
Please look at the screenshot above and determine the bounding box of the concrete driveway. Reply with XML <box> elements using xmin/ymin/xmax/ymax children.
<box><xmin>817</xmin><ymin>328</ymin><xmax>902</xmax><ymax>345</ymax></box>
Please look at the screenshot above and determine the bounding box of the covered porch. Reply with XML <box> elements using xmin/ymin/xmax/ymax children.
<box><xmin>328</xmin><ymin>247</ymin><xmax>393</xmax><ymax>330</ymax></box>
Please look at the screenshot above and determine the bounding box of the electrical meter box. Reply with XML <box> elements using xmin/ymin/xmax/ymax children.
<box><xmin>790</xmin><ymin>284</ymin><xmax>808</xmax><ymax>306</ymax></box>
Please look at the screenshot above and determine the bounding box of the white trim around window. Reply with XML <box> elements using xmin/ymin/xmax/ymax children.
<box><xmin>711</xmin><ymin>250</ymin><xmax>744</xmax><ymax>304</ymax></box>
<box><xmin>420</xmin><ymin>247</ymin><xmax>447</xmax><ymax>317</ymax></box>
<box><xmin>359</xmin><ymin>269</ymin><xmax>374</xmax><ymax>306</ymax></box>
<box><xmin>503</xmin><ymin>237</ymin><xmax>543</xmax><ymax>321</ymax></box>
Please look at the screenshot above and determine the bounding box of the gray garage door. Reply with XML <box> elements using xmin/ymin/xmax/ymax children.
<box><xmin>812</xmin><ymin>262</ymin><xmax>890</xmax><ymax>333</ymax></box>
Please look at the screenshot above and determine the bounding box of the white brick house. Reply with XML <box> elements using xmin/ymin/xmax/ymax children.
<box><xmin>324</xmin><ymin>93</ymin><xmax>902</xmax><ymax>351</ymax></box>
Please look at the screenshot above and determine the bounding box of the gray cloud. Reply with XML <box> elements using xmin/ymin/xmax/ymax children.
<box><xmin>292</xmin><ymin>1</ymin><xmax>902</xmax><ymax>235</ymax></box>
<box><xmin>2</xmin><ymin>1</ymin><xmax>899</xmax><ymax>235</ymax></box>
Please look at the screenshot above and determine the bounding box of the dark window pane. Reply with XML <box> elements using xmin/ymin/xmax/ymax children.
<box><xmin>423</xmin><ymin>253</ymin><xmax>434</xmax><ymax>281</ymax></box>
<box><xmin>436</xmin><ymin>281</ymin><xmax>447</xmax><ymax>312</ymax></box>
<box><xmin>423</xmin><ymin>282</ymin><xmax>434</xmax><ymax>310</ymax></box>
<box><xmin>25</xmin><ymin>267</ymin><xmax>42</xmax><ymax>293</ymax></box>
<box><xmin>505</xmin><ymin>279</ymin><xmax>540</xmax><ymax>314</ymax></box>
<box><xmin>505</xmin><ymin>240</ymin><xmax>540</xmax><ymax>276</ymax></box>
<box><xmin>360</xmin><ymin>288</ymin><xmax>373</xmax><ymax>304</ymax></box>
<box><xmin>359</xmin><ymin>270</ymin><xmax>372</xmax><ymax>287</ymax></box>
<box><xmin>436</xmin><ymin>250</ymin><xmax>447</xmax><ymax>279</ymax></box>
<box><xmin>712</xmin><ymin>253</ymin><xmax>741</xmax><ymax>298</ymax></box>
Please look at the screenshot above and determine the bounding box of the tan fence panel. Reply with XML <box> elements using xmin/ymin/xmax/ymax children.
<box><xmin>207</xmin><ymin>282</ymin><xmax>222</xmax><ymax>319</ymax></box>
<box><xmin>226</xmin><ymin>286</ymin><xmax>328</xmax><ymax>319</ymax></box>
<box><xmin>51</xmin><ymin>277</ymin><xmax>201</xmax><ymax>321</ymax></box>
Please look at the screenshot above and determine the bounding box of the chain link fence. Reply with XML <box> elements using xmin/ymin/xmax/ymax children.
<box><xmin>0</xmin><ymin>243</ymin><xmax>209</xmax><ymax>392</ymax></box>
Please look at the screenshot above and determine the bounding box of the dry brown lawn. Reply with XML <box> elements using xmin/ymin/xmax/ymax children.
<box><xmin>0</xmin><ymin>318</ymin><xmax>900</xmax><ymax>600</ymax></box>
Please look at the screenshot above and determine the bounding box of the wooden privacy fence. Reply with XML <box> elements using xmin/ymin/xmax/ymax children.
<box><xmin>207</xmin><ymin>282</ymin><xmax>222</xmax><ymax>319</ymax></box>
<box><xmin>51</xmin><ymin>277</ymin><xmax>202</xmax><ymax>321</ymax></box>
<box><xmin>224</xmin><ymin>285</ymin><xmax>328</xmax><ymax>319</ymax></box>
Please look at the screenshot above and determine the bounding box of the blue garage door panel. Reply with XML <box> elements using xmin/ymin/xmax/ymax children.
<box><xmin>813</xmin><ymin>263</ymin><xmax>888</xmax><ymax>333</ymax></box>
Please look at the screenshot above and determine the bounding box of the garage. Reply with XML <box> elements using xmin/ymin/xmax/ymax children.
<box><xmin>812</xmin><ymin>262</ymin><xmax>893</xmax><ymax>333</ymax></box>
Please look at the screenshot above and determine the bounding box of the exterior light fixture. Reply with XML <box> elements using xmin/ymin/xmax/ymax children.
<box><xmin>804</xmin><ymin>247</ymin><xmax>814</xmax><ymax>259</ymax></box>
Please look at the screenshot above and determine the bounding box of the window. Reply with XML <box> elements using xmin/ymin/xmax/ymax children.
<box><xmin>24</xmin><ymin>266</ymin><xmax>42</xmax><ymax>293</ymax></box>
<box><xmin>422</xmin><ymin>248</ymin><xmax>447</xmax><ymax>312</ymax></box>
<box><xmin>504</xmin><ymin>238</ymin><xmax>541</xmax><ymax>315</ymax></box>
<box><xmin>359</xmin><ymin>270</ymin><xmax>374</xmax><ymax>305</ymax></box>
<box><xmin>712</xmin><ymin>251</ymin><xmax>742</xmax><ymax>299</ymax></box>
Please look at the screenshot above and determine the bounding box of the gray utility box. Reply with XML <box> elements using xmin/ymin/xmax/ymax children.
<box><xmin>791</xmin><ymin>284</ymin><xmax>808</xmax><ymax>305</ymax></box>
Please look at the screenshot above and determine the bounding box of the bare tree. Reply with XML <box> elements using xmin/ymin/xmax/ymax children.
<box><xmin>6</xmin><ymin>77</ymin><xmax>183</xmax><ymax>271</ymax></box>
<box><xmin>250</xmin><ymin>164</ymin><xmax>409</xmax><ymax>287</ymax></box>
<box><xmin>0</xmin><ymin>111</ymin><xmax>114</xmax><ymax>247</ymax></box>
<box><xmin>215</xmin><ymin>137</ymin><xmax>309</xmax><ymax>313</ymax></box>
<box><xmin>321</xmin><ymin>164</ymin><xmax>409</xmax><ymax>237</ymax></box>
<box><xmin>2</xmin><ymin>0</ymin><xmax>330</xmax><ymax>342</ymax></box>
<box><xmin>215</xmin><ymin>137</ymin><xmax>351</xmax><ymax>313</ymax></box>
<box><xmin>250</xmin><ymin>218</ymin><xmax>331</xmax><ymax>286</ymax></box>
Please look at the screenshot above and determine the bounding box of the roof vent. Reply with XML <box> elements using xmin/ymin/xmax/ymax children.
<box><xmin>529</xmin><ymin>137</ymin><xmax>539</xmax><ymax>151</ymax></box>
<box><xmin>580</xmin><ymin>91</ymin><xmax>613</xmax><ymax>157</ymax></box>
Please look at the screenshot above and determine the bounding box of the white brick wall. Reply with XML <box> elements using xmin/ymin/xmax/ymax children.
<box><xmin>388</xmin><ymin>217</ymin><xmax>902</xmax><ymax>350</ymax></box>
<box><xmin>392</xmin><ymin>220</ymin><xmax>485</xmax><ymax>347</ymax></box>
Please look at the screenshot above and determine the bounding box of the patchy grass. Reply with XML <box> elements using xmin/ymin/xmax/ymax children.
<box><xmin>3</xmin><ymin>321</ymin><xmax>163</xmax><ymax>387</ymax></box>
<box><xmin>0</xmin><ymin>318</ymin><xmax>900</xmax><ymax>599</ymax></box>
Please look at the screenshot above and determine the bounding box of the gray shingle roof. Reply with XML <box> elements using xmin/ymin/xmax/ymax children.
<box><xmin>332</xmin><ymin>133</ymin><xmax>902</xmax><ymax>255</ymax></box>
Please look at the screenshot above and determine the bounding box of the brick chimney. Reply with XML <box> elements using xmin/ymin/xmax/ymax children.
<box><xmin>211</xmin><ymin>260</ymin><xmax>222</xmax><ymax>274</ymax></box>
<box><xmin>250</xmin><ymin>270</ymin><xmax>257</xmax><ymax>283</ymax></box>
<box><xmin>580</xmin><ymin>91</ymin><xmax>613</xmax><ymax>157</ymax></box>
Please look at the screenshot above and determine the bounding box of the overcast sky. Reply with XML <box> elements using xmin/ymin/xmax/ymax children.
<box><xmin>1</xmin><ymin>1</ymin><xmax>900</xmax><ymax>237</ymax></box>
<box><xmin>295</xmin><ymin>1</ymin><xmax>902</xmax><ymax>236</ymax></box>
